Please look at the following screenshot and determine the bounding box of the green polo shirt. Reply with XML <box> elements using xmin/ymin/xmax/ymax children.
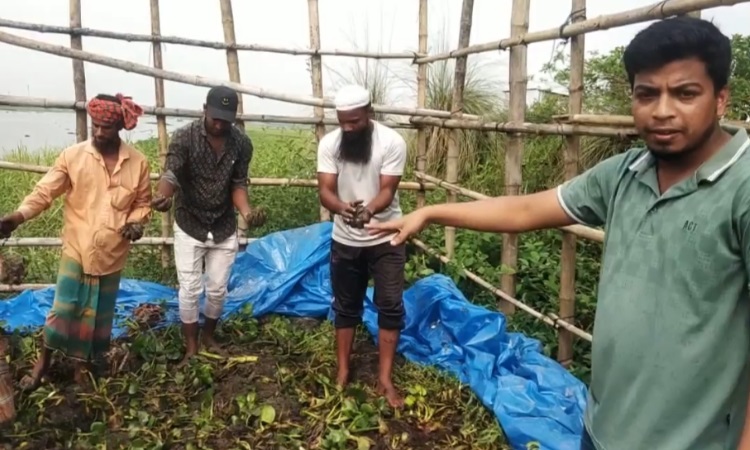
<box><xmin>558</xmin><ymin>128</ymin><xmax>750</xmax><ymax>450</ymax></box>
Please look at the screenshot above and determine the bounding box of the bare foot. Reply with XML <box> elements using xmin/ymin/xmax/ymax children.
<box><xmin>201</xmin><ymin>337</ymin><xmax>227</xmax><ymax>357</ymax></box>
<box><xmin>177</xmin><ymin>347</ymin><xmax>198</xmax><ymax>369</ymax></box>
<box><xmin>20</xmin><ymin>358</ymin><xmax>48</xmax><ymax>392</ymax></box>
<box><xmin>73</xmin><ymin>366</ymin><xmax>92</xmax><ymax>389</ymax></box>
<box><xmin>336</xmin><ymin>370</ymin><xmax>350</xmax><ymax>388</ymax></box>
<box><xmin>377</xmin><ymin>380</ymin><xmax>404</xmax><ymax>408</ymax></box>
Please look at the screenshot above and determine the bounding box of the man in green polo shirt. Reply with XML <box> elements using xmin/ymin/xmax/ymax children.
<box><xmin>366</xmin><ymin>16</ymin><xmax>750</xmax><ymax>450</ymax></box>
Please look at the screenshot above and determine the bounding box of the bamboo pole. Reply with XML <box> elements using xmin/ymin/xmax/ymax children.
<box><xmin>410</xmin><ymin>238</ymin><xmax>592</xmax><ymax>342</ymax></box>
<box><xmin>414</xmin><ymin>171</ymin><xmax>605</xmax><ymax>243</ymax></box>
<box><xmin>307</xmin><ymin>0</ymin><xmax>329</xmax><ymax>222</ymax></box>
<box><xmin>555</xmin><ymin>113</ymin><xmax>750</xmax><ymax>132</ymax></box>
<box><xmin>0</xmin><ymin>30</ymin><xmax>481</xmax><ymax>121</ymax></box>
<box><xmin>558</xmin><ymin>0</ymin><xmax>586</xmax><ymax>369</ymax></box>
<box><xmin>69</xmin><ymin>0</ymin><xmax>87</xmax><ymax>142</ymax></box>
<box><xmin>0</xmin><ymin>95</ymin><xmax>417</xmax><ymax>129</ymax></box>
<box><xmin>0</xmin><ymin>161</ymin><xmax>434</xmax><ymax>190</ymax></box>
<box><xmin>444</xmin><ymin>0</ymin><xmax>474</xmax><ymax>259</ymax></box>
<box><xmin>0</xmin><ymin>237</ymin><xmax>255</xmax><ymax>247</ymax></box>
<box><xmin>501</xmin><ymin>0</ymin><xmax>530</xmax><ymax>315</ymax></box>
<box><xmin>415</xmin><ymin>0</ymin><xmax>429</xmax><ymax>209</ymax></box>
<box><xmin>415</xmin><ymin>0</ymin><xmax>747</xmax><ymax>64</ymax></box>
<box><xmin>219</xmin><ymin>0</ymin><xmax>247</xmax><ymax>237</ymax></box>
<box><xmin>149</xmin><ymin>0</ymin><xmax>171</xmax><ymax>272</ymax></box>
<box><xmin>0</xmin><ymin>18</ymin><xmax>423</xmax><ymax>60</ymax></box>
<box><xmin>410</xmin><ymin>116</ymin><xmax>638</xmax><ymax>136</ymax></box>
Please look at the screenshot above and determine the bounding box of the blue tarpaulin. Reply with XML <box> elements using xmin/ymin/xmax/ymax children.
<box><xmin>0</xmin><ymin>222</ymin><xmax>587</xmax><ymax>450</ymax></box>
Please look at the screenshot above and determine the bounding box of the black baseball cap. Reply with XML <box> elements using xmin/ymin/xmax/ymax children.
<box><xmin>205</xmin><ymin>86</ymin><xmax>239</xmax><ymax>122</ymax></box>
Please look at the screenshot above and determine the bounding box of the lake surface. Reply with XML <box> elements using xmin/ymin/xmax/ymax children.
<box><xmin>0</xmin><ymin>109</ymin><xmax>194</xmax><ymax>156</ymax></box>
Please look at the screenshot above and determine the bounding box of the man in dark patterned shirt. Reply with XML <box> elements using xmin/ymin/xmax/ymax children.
<box><xmin>152</xmin><ymin>86</ymin><xmax>255</xmax><ymax>364</ymax></box>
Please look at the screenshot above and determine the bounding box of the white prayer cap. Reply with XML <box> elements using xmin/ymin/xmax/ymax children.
<box><xmin>334</xmin><ymin>84</ymin><xmax>371</xmax><ymax>111</ymax></box>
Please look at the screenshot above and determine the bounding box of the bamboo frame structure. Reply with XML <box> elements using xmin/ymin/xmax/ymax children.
<box><xmin>553</xmin><ymin>113</ymin><xmax>750</xmax><ymax>132</ymax></box>
<box><xmin>500</xmin><ymin>0</ymin><xmax>530</xmax><ymax>316</ymax></box>
<box><xmin>0</xmin><ymin>160</ymin><xmax>433</xmax><ymax>191</ymax></box>
<box><xmin>410</xmin><ymin>238</ymin><xmax>592</xmax><ymax>342</ymax></box>
<box><xmin>2</xmin><ymin>0</ymin><xmax>748</xmax><ymax>367</ymax></box>
<box><xmin>307</xmin><ymin>0</ymin><xmax>329</xmax><ymax>222</ymax></box>
<box><xmin>444</xmin><ymin>0</ymin><xmax>474</xmax><ymax>259</ymax></box>
<box><xmin>414</xmin><ymin>172</ymin><xmax>605</xmax><ymax>243</ymax></box>
<box><xmin>0</xmin><ymin>29</ymin><xmax>483</xmax><ymax>121</ymax></box>
<box><xmin>0</xmin><ymin>95</ymin><xmax>418</xmax><ymax>129</ymax></box>
<box><xmin>149</xmin><ymin>0</ymin><xmax>171</xmax><ymax>271</ymax></box>
<box><xmin>219</xmin><ymin>0</ymin><xmax>247</xmax><ymax>237</ymax></box>
<box><xmin>69</xmin><ymin>0</ymin><xmax>86</xmax><ymax>143</ymax></box>
<box><xmin>558</xmin><ymin>0</ymin><xmax>586</xmax><ymax>369</ymax></box>
<box><xmin>0</xmin><ymin>18</ymin><xmax>422</xmax><ymax>60</ymax></box>
<box><xmin>414</xmin><ymin>0</ymin><xmax>742</xmax><ymax>64</ymax></box>
<box><xmin>415</xmin><ymin>0</ymin><xmax>428</xmax><ymax>209</ymax></box>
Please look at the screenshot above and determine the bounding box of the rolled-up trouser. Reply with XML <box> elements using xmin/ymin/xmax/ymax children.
<box><xmin>330</xmin><ymin>240</ymin><xmax>406</xmax><ymax>330</ymax></box>
<box><xmin>173</xmin><ymin>222</ymin><xmax>238</xmax><ymax>324</ymax></box>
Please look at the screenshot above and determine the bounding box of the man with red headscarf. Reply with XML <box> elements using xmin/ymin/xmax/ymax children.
<box><xmin>0</xmin><ymin>93</ymin><xmax>152</xmax><ymax>390</ymax></box>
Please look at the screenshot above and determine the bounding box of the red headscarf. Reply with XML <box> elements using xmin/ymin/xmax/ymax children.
<box><xmin>86</xmin><ymin>93</ymin><xmax>144</xmax><ymax>130</ymax></box>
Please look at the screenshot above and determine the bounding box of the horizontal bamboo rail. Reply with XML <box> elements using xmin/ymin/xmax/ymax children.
<box><xmin>0</xmin><ymin>161</ymin><xmax>435</xmax><ymax>191</ymax></box>
<box><xmin>415</xmin><ymin>0</ymin><xmax>748</xmax><ymax>64</ymax></box>
<box><xmin>410</xmin><ymin>238</ymin><xmax>592</xmax><ymax>341</ymax></box>
<box><xmin>553</xmin><ymin>113</ymin><xmax>750</xmax><ymax>131</ymax></box>
<box><xmin>0</xmin><ymin>95</ymin><xmax>417</xmax><ymax>129</ymax></box>
<box><xmin>0</xmin><ymin>18</ymin><xmax>422</xmax><ymax>60</ymax></box>
<box><xmin>410</xmin><ymin>116</ymin><xmax>638</xmax><ymax>137</ymax></box>
<box><xmin>414</xmin><ymin>171</ymin><xmax>605</xmax><ymax>243</ymax></box>
<box><xmin>0</xmin><ymin>30</ymin><xmax>481</xmax><ymax>121</ymax></box>
<box><xmin>0</xmin><ymin>236</ymin><xmax>254</xmax><ymax>247</ymax></box>
<box><xmin>1</xmin><ymin>94</ymin><xmax>651</xmax><ymax>137</ymax></box>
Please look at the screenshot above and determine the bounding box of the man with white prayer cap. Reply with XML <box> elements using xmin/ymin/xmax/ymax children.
<box><xmin>316</xmin><ymin>83</ymin><xmax>408</xmax><ymax>407</ymax></box>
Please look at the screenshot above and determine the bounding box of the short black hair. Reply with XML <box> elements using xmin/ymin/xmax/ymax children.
<box><xmin>623</xmin><ymin>16</ymin><xmax>732</xmax><ymax>92</ymax></box>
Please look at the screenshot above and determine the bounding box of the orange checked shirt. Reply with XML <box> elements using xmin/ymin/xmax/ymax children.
<box><xmin>17</xmin><ymin>140</ymin><xmax>152</xmax><ymax>276</ymax></box>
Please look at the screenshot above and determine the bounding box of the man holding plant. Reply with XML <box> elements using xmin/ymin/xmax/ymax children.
<box><xmin>151</xmin><ymin>86</ymin><xmax>262</xmax><ymax>365</ymax></box>
<box><xmin>316</xmin><ymin>84</ymin><xmax>408</xmax><ymax>408</ymax></box>
<box><xmin>0</xmin><ymin>93</ymin><xmax>151</xmax><ymax>390</ymax></box>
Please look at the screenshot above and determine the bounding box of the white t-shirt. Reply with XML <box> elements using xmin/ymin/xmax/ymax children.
<box><xmin>317</xmin><ymin>121</ymin><xmax>407</xmax><ymax>247</ymax></box>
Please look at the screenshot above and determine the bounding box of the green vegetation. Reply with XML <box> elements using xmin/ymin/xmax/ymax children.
<box><xmin>1</xmin><ymin>32</ymin><xmax>748</xmax><ymax>449</ymax></box>
<box><xmin>3</xmin><ymin>308</ymin><xmax>503</xmax><ymax>449</ymax></box>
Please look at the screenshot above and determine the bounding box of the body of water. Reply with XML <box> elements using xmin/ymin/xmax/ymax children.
<box><xmin>0</xmin><ymin>109</ymin><xmax>194</xmax><ymax>155</ymax></box>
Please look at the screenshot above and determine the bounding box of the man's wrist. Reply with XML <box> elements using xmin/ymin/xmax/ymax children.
<box><xmin>11</xmin><ymin>210</ymin><xmax>26</xmax><ymax>225</ymax></box>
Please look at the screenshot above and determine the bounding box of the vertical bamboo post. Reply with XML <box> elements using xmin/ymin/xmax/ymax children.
<box><xmin>307</xmin><ymin>0</ymin><xmax>329</xmax><ymax>222</ymax></box>
<box><xmin>500</xmin><ymin>0</ymin><xmax>530</xmax><ymax>315</ymax></box>
<box><xmin>219</xmin><ymin>0</ymin><xmax>248</xmax><ymax>237</ymax></box>
<box><xmin>558</xmin><ymin>0</ymin><xmax>585</xmax><ymax>368</ymax></box>
<box><xmin>415</xmin><ymin>0</ymin><xmax>428</xmax><ymax>209</ymax></box>
<box><xmin>69</xmin><ymin>0</ymin><xmax>87</xmax><ymax>142</ymax></box>
<box><xmin>149</xmin><ymin>0</ymin><xmax>171</xmax><ymax>271</ymax></box>
<box><xmin>444</xmin><ymin>0</ymin><xmax>474</xmax><ymax>259</ymax></box>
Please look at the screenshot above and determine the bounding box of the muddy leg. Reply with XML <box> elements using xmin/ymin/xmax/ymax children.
<box><xmin>20</xmin><ymin>346</ymin><xmax>52</xmax><ymax>391</ymax></box>
<box><xmin>335</xmin><ymin>327</ymin><xmax>356</xmax><ymax>386</ymax></box>
<box><xmin>377</xmin><ymin>328</ymin><xmax>404</xmax><ymax>408</ymax></box>
<box><xmin>73</xmin><ymin>361</ymin><xmax>94</xmax><ymax>388</ymax></box>
<box><xmin>369</xmin><ymin>241</ymin><xmax>406</xmax><ymax>408</ymax></box>
<box><xmin>201</xmin><ymin>318</ymin><xmax>226</xmax><ymax>355</ymax></box>
<box><xmin>178</xmin><ymin>322</ymin><xmax>200</xmax><ymax>367</ymax></box>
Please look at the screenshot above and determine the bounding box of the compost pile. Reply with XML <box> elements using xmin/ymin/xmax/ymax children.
<box><xmin>0</xmin><ymin>253</ymin><xmax>25</xmax><ymax>286</ymax></box>
<box><xmin>0</xmin><ymin>310</ymin><xmax>507</xmax><ymax>449</ymax></box>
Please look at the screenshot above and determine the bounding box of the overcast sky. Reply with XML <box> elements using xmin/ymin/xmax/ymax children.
<box><xmin>0</xmin><ymin>0</ymin><xmax>748</xmax><ymax>150</ymax></box>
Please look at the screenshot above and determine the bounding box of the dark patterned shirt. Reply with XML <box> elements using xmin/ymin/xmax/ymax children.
<box><xmin>163</xmin><ymin>118</ymin><xmax>252</xmax><ymax>243</ymax></box>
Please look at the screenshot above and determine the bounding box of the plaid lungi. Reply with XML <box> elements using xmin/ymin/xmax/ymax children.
<box><xmin>43</xmin><ymin>254</ymin><xmax>121</xmax><ymax>361</ymax></box>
